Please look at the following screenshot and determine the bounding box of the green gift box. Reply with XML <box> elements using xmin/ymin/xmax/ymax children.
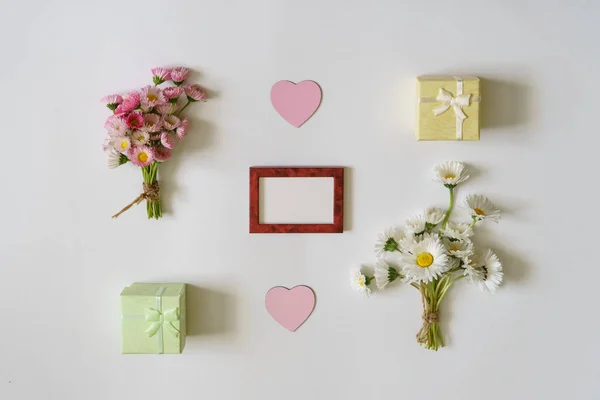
<box><xmin>121</xmin><ymin>283</ymin><xmax>187</xmax><ymax>354</ymax></box>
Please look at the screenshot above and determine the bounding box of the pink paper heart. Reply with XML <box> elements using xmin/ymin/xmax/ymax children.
<box><xmin>270</xmin><ymin>80</ymin><xmax>322</xmax><ymax>127</ymax></box>
<box><xmin>265</xmin><ymin>286</ymin><xmax>316</xmax><ymax>331</ymax></box>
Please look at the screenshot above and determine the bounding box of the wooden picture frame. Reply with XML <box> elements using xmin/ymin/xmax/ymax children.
<box><xmin>249</xmin><ymin>167</ymin><xmax>344</xmax><ymax>234</ymax></box>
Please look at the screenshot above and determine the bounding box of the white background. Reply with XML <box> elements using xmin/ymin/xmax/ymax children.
<box><xmin>0</xmin><ymin>1</ymin><xmax>598</xmax><ymax>399</ymax></box>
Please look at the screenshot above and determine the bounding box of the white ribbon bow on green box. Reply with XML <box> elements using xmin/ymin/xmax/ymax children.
<box><xmin>143</xmin><ymin>287</ymin><xmax>180</xmax><ymax>354</ymax></box>
<box><xmin>144</xmin><ymin>307</ymin><xmax>180</xmax><ymax>338</ymax></box>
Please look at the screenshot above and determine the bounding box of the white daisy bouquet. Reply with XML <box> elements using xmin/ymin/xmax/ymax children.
<box><xmin>101</xmin><ymin>67</ymin><xmax>207</xmax><ymax>219</ymax></box>
<box><xmin>351</xmin><ymin>161</ymin><xmax>503</xmax><ymax>351</ymax></box>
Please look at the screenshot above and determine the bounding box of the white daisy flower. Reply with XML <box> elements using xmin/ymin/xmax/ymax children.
<box><xmin>400</xmin><ymin>235</ymin><xmax>449</xmax><ymax>284</ymax></box>
<box><xmin>350</xmin><ymin>268</ymin><xmax>371</xmax><ymax>296</ymax></box>
<box><xmin>441</xmin><ymin>222</ymin><xmax>473</xmax><ymax>241</ymax></box>
<box><xmin>463</xmin><ymin>261</ymin><xmax>485</xmax><ymax>284</ymax></box>
<box><xmin>433</xmin><ymin>161</ymin><xmax>469</xmax><ymax>187</ymax></box>
<box><xmin>425</xmin><ymin>207</ymin><xmax>445</xmax><ymax>226</ymax></box>
<box><xmin>131</xmin><ymin>130</ymin><xmax>150</xmax><ymax>145</ymax></box>
<box><xmin>106</xmin><ymin>148</ymin><xmax>123</xmax><ymax>169</ymax></box>
<box><xmin>447</xmin><ymin>255</ymin><xmax>463</xmax><ymax>270</ymax></box>
<box><xmin>464</xmin><ymin>194</ymin><xmax>501</xmax><ymax>223</ymax></box>
<box><xmin>405</xmin><ymin>214</ymin><xmax>427</xmax><ymax>236</ymax></box>
<box><xmin>374</xmin><ymin>227</ymin><xmax>404</xmax><ymax>257</ymax></box>
<box><xmin>476</xmin><ymin>249</ymin><xmax>503</xmax><ymax>293</ymax></box>
<box><xmin>373</xmin><ymin>260</ymin><xmax>401</xmax><ymax>290</ymax></box>
<box><xmin>442</xmin><ymin>238</ymin><xmax>473</xmax><ymax>259</ymax></box>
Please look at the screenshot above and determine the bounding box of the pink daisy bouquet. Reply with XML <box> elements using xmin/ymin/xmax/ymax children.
<box><xmin>102</xmin><ymin>67</ymin><xmax>206</xmax><ymax>219</ymax></box>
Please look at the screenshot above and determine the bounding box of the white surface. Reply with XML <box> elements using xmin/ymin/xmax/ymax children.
<box><xmin>0</xmin><ymin>1</ymin><xmax>599</xmax><ymax>399</ymax></box>
<box><xmin>259</xmin><ymin>177</ymin><xmax>334</xmax><ymax>224</ymax></box>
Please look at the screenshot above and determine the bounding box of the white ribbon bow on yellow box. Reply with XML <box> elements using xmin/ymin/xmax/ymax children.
<box><xmin>416</xmin><ymin>76</ymin><xmax>481</xmax><ymax>141</ymax></box>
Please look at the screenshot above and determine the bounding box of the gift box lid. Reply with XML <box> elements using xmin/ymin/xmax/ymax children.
<box><xmin>417</xmin><ymin>75</ymin><xmax>479</xmax><ymax>81</ymax></box>
<box><xmin>120</xmin><ymin>282</ymin><xmax>185</xmax><ymax>297</ymax></box>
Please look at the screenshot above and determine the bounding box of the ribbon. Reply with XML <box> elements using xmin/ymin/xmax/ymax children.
<box><xmin>143</xmin><ymin>286</ymin><xmax>180</xmax><ymax>354</ymax></box>
<box><xmin>419</xmin><ymin>76</ymin><xmax>480</xmax><ymax>140</ymax></box>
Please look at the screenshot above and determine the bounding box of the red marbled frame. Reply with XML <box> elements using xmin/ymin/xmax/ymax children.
<box><xmin>249</xmin><ymin>167</ymin><xmax>344</xmax><ymax>234</ymax></box>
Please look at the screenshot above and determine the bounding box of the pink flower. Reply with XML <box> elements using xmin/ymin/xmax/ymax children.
<box><xmin>184</xmin><ymin>84</ymin><xmax>206</xmax><ymax>102</ymax></box>
<box><xmin>160</xmin><ymin>131</ymin><xmax>176</xmax><ymax>149</ymax></box>
<box><xmin>128</xmin><ymin>145</ymin><xmax>155</xmax><ymax>167</ymax></box>
<box><xmin>163</xmin><ymin>115</ymin><xmax>181</xmax><ymax>130</ymax></box>
<box><xmin>139</xmin><ymin>103</ymin><xmax>153</xmax><ymax>113</ymax></box>
<box><xmin>131</xmin><ymin>130</ymin><xmax>150</xmax><ymax>145</ymax></box>
<box><xmin>104</xmin><ymin>115</ymin><xmax>127</xmax><ymax>135</ymax></box>
<box><xmin>151</xmin><ymin>67</ymin><xmax>171</xmax><ymax>85</ymax></box>
<box><xmin>154</xmin><ymin>104</ymin><xmax>173</xmax><ymax>116</ymax></box>
<box><xmin>101</xmin><ymin>94</ymin><xmax>123</xmax><ymax>111</ymax></box>
<box><xmin>126</xmin><ymin>111</ymin><xmax>144</xmax><ymax>129</ymax></box>
<box><xmin>163</xmin><ymin>86</ymin><xmax>183</xmax><ymax>103</ymax></box>
<box><xmin>113</xmin><ymin>136</ymin><xmax>131</xmax><ymax>153</ymax></box>
<box><xmin>170</xmin><ymin>67</ymin><xmax>189</xmax><ymax>85</ymax></box>
<box><xmin>141</xmin><ymin>113</ymin><xmax>162</xmax><ymax>132</ymax></box>
<box><xmin>140</xmin><ymin>85</ymin><xmax>166</xmax><ymax>108</ymax></box>
<box><xmin>176</xmin><ymin>117</ymin><xmax>189</xmax><ymax>139</ymax></box>
<box><xmin>102</xmin><ymin>134</ymin><xmax>114</xmax><ymax>151</ymax></box>
<box><xmin>115</xmin><ymin>92</ymin><xmax>140</xmax><ymax>114</ymax></box>
<box><xmin>154</xmin><ymin>146</ymin><xmax>173</xmax><ymax>162</ymax></box>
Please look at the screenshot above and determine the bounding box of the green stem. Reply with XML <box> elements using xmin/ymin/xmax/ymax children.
<box><xmin>176</xmin><ymin>101</ymin><xmax>191</xmax><ymax>116</ymax></box>
<box><xmin>442</xmin><ymin>186</ymin><xmax>455</xmax><ymax>229</ymax></box>
<box><xmin>469</xmin><ymin>215</ymin><xmax>477</xmax><ymax>229</ymax></box>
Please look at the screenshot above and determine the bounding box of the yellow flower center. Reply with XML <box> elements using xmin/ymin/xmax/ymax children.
<box><xmin>147</xmin><ymin>94</ymin><xmax>158</xmax><ymax>102</ymax></box>
<box><xmin>137</xmin><ymin>152</ymin><xmax>148</xmax><ymax>163</ymax></box>
<box><xmin>120</xmin><ymin>141</ymin><xmax>128</xmax><ymax>149</ymax></box>
<box><xmin>417</xmin><ymin>253</ymin><xmax>434</xmax><ymax>268</ymax></box>
<box><xmin>474</xmin><ymin>208</ymin><xmax>485</xmax><ymax>216</ymax></box>
<box><xmin>444</xmin><ymin>174</ymin><xmax>456</xmax><ymax>179</ymax></box>
<box><xmin>137</xmin><ymin>135</ymin><xmax>144</xmax><ymax>141</ymax></box>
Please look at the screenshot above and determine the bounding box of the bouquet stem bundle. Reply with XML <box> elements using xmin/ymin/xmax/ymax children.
<box><xmin>142</xmin><ymin>163</ymin><xmax>161</xmax><ymax>219</ymax></box>
<box><xmin>110</xmin><ymin>162</ymin><xmax>161</xmax><ymax>219</ymax></box>
<box><xmin>416</xmin><ymin>277</ymin><xmax>461</xmax><ymax>350</ymax></box>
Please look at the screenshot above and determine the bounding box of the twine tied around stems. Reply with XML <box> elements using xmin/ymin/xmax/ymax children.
<box><xmin>112</xmin><ymin>181</ymin><xmax>160</xmax><ymax>219</ymax></box>
<box><xmin>416</xmin><ymin>287</ymin><xmax>439</xmax><ymax>344</ymax></box>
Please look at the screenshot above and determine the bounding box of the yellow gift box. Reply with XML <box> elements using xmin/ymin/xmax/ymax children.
<box><xmin>416</xmin><ymin>76</ymin><xmax>480</xmax><ymax>141</ymax></box>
